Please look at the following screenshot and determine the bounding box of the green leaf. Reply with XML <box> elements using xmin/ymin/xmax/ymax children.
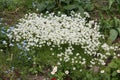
<box><xmin>29</xmin><ymin>68</ymin><xmax>34</xmax><ymax>72</ymax></box>
<box><xmin>78</xmin><ymin>6</ymin><xmax>84</xmax><ymax>13</ymax></box>
<box><xmin>113</xmin><ymin>17</ymin><xmax>120</xmax><ymax>26</ymax></box>
<box><xmin>116</xmin><ymin>0</ymin><xmax>120</xmax><ymax>3</ymax></box>
<box><xmin>108</xmin><ymin>29</ymin><xmax>118</xmax><ymax>42</ymax></box>
<box><xmin>46</xmin><ymin>1</ymin><xmax>55</xmax><ymax>10</ymax></box>
<box><xmin>61</xmin><ymin>0</ymin><xmax>71</xmax><ymax>4</ymax></box>
<box><xmin>117</xmin><ymin>28</ymin><xmax>120</xmax><ymax>35</ymax></box>
<box><xmin>109</xmin><ymin>0</ymin><xmax>115</xmax><ymax>9</ymax></box>
<box><xmin>85</xmin><ymin>4</ymin><xmax>94</xmax><ymax>11</ymax></box>
<box><xmin>6</xmin><ymin>58</ymin><xmax>11</xmax><ymax>61</ymax></box>
<box><xmin>63</xmin><ymin>4</ymin><xmax>77</xmax><ymax>10</ymax></box>
<box><xmin>86</xmin><ymin>73</ymin><xmax>92</xmax><ymax>79</ymax></box>
<box><xmin>74</xmin><ymin>0</ymin><xmax>81</xmax><ymax>3</ymax></box>
<box><xmin>112</xmin><ymin>71</ymin><xmax>117</xmax><ymax>76</ymax></box>
<box><xmin>109</xmin><ymin>62</ymin><xmax>118</xmax><ymax>68</ymax></box>
<box><xmin>37</xmin><ymin>2</ymin><xmax>47</xmax><ymax>11</ymax></box>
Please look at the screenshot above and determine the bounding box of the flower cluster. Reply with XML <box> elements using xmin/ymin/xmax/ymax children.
<box><xmin>9</xmin><ymin>12</ymin><xmax>118</xmax><ymax>73</ymax></box>
<box><xmin>51</xmin><ymin>66</ymin><xmax>57</xmax><ymax>75</ymax></box>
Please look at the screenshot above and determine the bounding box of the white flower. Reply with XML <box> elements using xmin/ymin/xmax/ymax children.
<box><xmin>36</xmin><ymin>8</ymin><xmax>39</xmax><ymax>11</ymax></box>
<box><xmin>57</xmin><ymin>62</ymin><xmax>61</xmax><ymax>65</ymax></box>
<box><xmin>106</xmin><ymin>52</ymin><xmax>110</xmax><ymax>55</ymax></box>
<box><xmin>52</xmin><ymin>66</ymin><xmax>57</xmax><ymax>72</ymax></box>
<box><xmin>90</xmin><ymin>61</ymin><xmax>95</xmax><ymax>65</ymax></box>
<box><xmin>51</xmin><ymin>66</ymin><xmax>57</xmax><ymax>75</ymax></box>
<box><xmin>75</xmin><ymin>61</ymin><xmax>78</xmax><ymax>63</ymax></box>
<box><xmin>117</xmin><ymin>54</ymin><xmax>120</xmax><ymax>57</ymax></box>
<box><xmin>76</xmin><ymin>53</ymin><xmax>79</xmax><ymax>56</ymax></box>
<box><xmin>2</xmin><ymin>40</ymin><xmax>7</xmax><ymax>45</ymax></box>
<box><xmin>113</xmin><ymin>56</ymin><xmax>117</xmax><ymax>59</ymax></box>
<box><xmin>100</xmin><ymin>70</ymin><xmax>105</xmax><ymax>73</ymax></box>
<box><xmin>73</xmin><ymin>67</ymin><xmax>76</xmax><ymax>70</ymax></box>
<box><xmin>51</xmin><ymin>71</ymin><xmax>55</xmax><ymax>75</ymax></box>
<box><xmin>52</xmin><ymin>53</ymin><xmax>54</xmax><ymax>55</ymax></box>
<box><xmin>101</xmin><ymin>62</ymin><xmax>106</xmax><ymax>65</ymax></box>
<box><xmin>50</xmin><ymin>48</ymin><xmax>53</xmax><ymax>51</ymax></box>
<box><xmin>101</xmin><ymin>43</ymin><xmax>110</xmax><ymax>51</ymax></box>
<box><xmin>59</xmin><ymin>58</ymin><xmax>62</xmax><ymax>61</ymax></box>
<box><xmin>80</xmin><ymin>69</ymin><xmax>82</xmax><ymax>72</ymax></box>
<box><xmin>117</xmin><ymin>70</ymin><xmax>120</xmax><ymax>73</ymax></box>
<box><xmin>84</xmin><ymin>12</ymin><xmax>90</xmax><ymax>18</ymax></box>
<box><xmin>0</xmin><ymin>49</ymin><xmax>3</xmax><ymax>52</ymax></box>
<box><xmin>65</xmin><ymin>70</ymin><xmax>69</xmax><ymax>74</ymax></box>
<box><xmin>9</xmin><ymin>43</ymin><xmax>14</xmax><ymax>46</ymax></box>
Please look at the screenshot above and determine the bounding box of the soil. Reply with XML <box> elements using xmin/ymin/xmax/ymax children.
<box><xmin>0</xmin><ymin>7</ymin><xmax>25</xmax><ymax>26</ymax></box>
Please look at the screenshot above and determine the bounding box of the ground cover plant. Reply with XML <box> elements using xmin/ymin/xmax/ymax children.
<box><xmin>0</xmin><ymin>11</ymin><xmax>120</xmax><ymax>80</ymax></box>
<box><xmin>0</xmin><ymin>0</ymin><xmax>120</xmax><ymax>80</ymax></box>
